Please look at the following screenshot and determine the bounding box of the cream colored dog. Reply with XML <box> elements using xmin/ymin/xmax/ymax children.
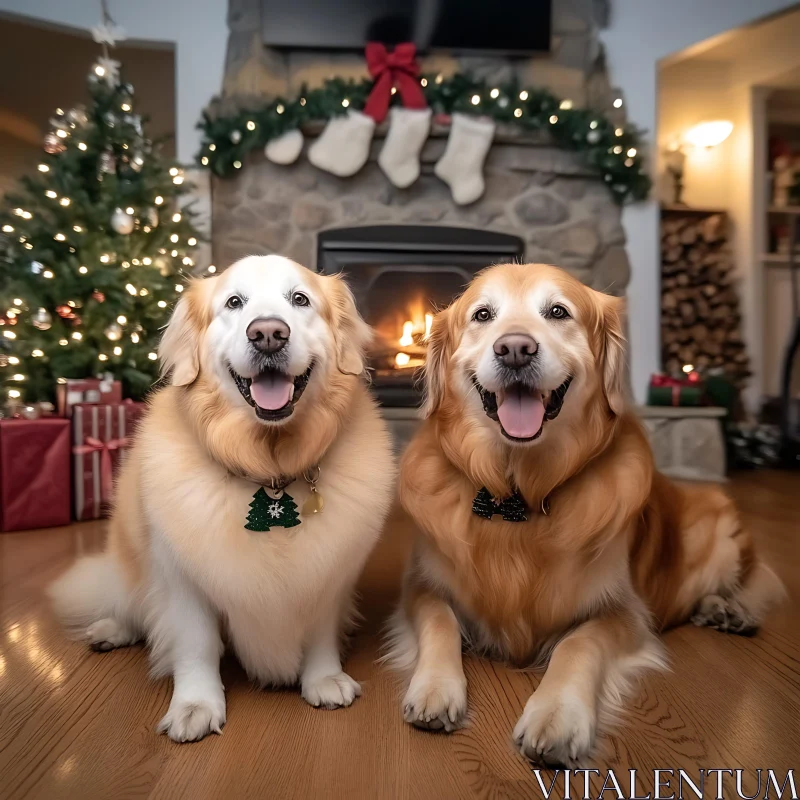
<box><xmin>49</xmin><ymin>255</ymin><xmax>395</xmax><ymax>742</ymax></box>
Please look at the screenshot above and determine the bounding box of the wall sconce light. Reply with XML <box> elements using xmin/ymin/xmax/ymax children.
<box><xmin>684</xmin><ymin>120</ymin><xmax>734</xmax><ymax>149</ymax></box>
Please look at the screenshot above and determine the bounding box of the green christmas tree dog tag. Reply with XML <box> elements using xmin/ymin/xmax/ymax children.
<box><xmin>245</xmin><ymin>487</ymin><xmax>302</xmax><ymax>531</ymax></box>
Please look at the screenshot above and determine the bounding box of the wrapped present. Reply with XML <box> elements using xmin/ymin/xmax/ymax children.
<box><xmin>647</xmin><ymin>373</ymin><xmax>704</xmax><ymax>407</ymax></box>
<box><xmin>0</xmin><ymin>418</ymin><xmax>71</xmax><ymax>532</ymax></box>
<box><xmin>72</xmin><ymin>401</ymin><xmax>146</xmax><ymax>520</ymax></box>
<box><xmin>56</xmin><ymin>376</ymin><xmax>122</xmax><ymax>417</ymax></box>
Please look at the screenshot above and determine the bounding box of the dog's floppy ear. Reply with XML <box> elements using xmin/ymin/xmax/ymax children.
<box><xmin>328</xmin><ymin>274</ymin><xmax>373</xmax><ymax>376</ymax></box>
<box><xmin>600</xmin><ymin>295</ymin><xmax>627</xmax><ymax>416</ymax></box>
<box><xmin>158</xmin><ymin>278</ymin><xmax>214</xmax><ymax>386</ymax></box>
<box><xmin>421</xmin><ymin>304</ymin><xmax>456</xmax><ymax>418</ymax></box>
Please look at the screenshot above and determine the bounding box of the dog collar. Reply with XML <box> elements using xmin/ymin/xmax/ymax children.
<box><xmin>472</xmin><ymin>487</ymin><xmax>550</xmax><ymax>521</ymax></box>
<box><xmin>244</xmin><ymin>465</ymin><xmax>324</xmax><ymax>532</ymax></box>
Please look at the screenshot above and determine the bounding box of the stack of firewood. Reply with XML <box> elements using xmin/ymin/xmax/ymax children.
<box><xmin>661</xmin><ymin>211</ymin><xmax>750</xmax><ymax>386</ymax></box>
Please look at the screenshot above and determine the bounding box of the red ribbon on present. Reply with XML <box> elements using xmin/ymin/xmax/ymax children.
<box><xmin>363</xmin><ymin>42</ymin><xmax>427</xmax><ymax>123</ymax></box>
<box><xmin>650</xmin><ymin>373</ymin><xmax>701</xmax><ymax>406</ymax></box>
<box><xmin>73</xmin><ymin>436</ymin><xmax>130</xmax><ymax>504</ymax></box>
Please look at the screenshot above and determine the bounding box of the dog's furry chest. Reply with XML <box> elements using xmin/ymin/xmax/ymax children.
<box><xmin>419</xmin><ymin>510</ymin><xmax>626</xmax><ymax>665</ymax></box>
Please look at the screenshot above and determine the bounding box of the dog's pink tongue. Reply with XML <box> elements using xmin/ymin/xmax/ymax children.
<box><xmin>250</xmin><ymin>372</ymin><xmax>292</xmax><ymax>410</ymax></box>
<box><xmin>497</xmin><ymin>387</ymin><xmax>545</xmax><ymax>439</ymax></box>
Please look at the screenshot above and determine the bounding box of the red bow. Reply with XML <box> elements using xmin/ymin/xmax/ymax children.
<box><xmin>363</xmin><ymin>42</ymin><xmax>427</xmax><ymax>123</ymax></box>
<box><xmin>73</xmin><ymin>436</ymin><xmax>130</xmax><ymax>504</ymax></box>
<box><xmin>650</xmin><ymin>373</ymin><xmax>701</xmax><ymax>406</ymax></box>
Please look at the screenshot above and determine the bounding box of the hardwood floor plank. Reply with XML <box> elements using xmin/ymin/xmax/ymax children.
<box><xmin>1</xmin><ymin>472</ymin><xmax>798</xmax><ymax>798</ymax></box>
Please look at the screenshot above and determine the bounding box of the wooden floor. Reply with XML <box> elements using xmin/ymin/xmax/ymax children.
<box><xmin>0</xmin><ymin>471</ymin><xmax>798</xmax><ymax>799</ymax></box>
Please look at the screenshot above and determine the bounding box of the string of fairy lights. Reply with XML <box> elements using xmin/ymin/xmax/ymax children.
<box><xmin>197</xmin><ymin>73</ymin><xmax>651</xmax><ymax>204</ymax></box>
<box><xmin>0</xmin><ymin>44</ymin><xmax>207</xmax><ymax>403</ymax></box>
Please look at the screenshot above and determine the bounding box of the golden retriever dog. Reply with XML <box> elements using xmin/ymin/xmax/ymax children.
<box><xmin>389</xmin><ymin>262</ymin><xmax>782</xmax><ymax>766</ymax></box>
<box><xmin>50</xmin><ymin>255</ymin><xmax>395</xmax><ymax>742</ymax></box>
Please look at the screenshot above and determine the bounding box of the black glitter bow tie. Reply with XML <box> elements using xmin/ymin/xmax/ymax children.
<box><xmin>472</xmin><ymin>487</ymin><xmax>528</xmax><ymax>522</ymax></box>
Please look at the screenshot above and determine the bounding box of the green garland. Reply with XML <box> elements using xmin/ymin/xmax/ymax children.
<box><xmin>197</xmin><ymin>73</ymin><xmax>651</xmax><ymax>204</ymax></box>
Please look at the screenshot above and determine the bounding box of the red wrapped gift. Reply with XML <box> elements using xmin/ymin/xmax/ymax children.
<box><xmin>0</xmin><ymin>418</ymin><xmax>71</xmax><ymax>532</ymax></box>
<box><xmin>57</xmin><ymin>377</ymin><xmax>122</xmax><ymax>417</ymax></box>
<box><xmin>72</xmin><ymin>402</ymin><xmax>146</xmax><ymax>520</ymax></box>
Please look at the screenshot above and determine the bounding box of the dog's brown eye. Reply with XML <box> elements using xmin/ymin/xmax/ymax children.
<box><xmin>225</xmin><ymin>295</ymin><xmax>243</xmax><ymax>310</ymax></box>
<box><xmin>549</xmin><ymin>304</ymin><xmax>569</xmax><ymax>320</ymax></box>
<box><xmin>292</xmin><ymin>292</ymin><xmax>310</xmax><ymax>307</ymax></box>
<box><xmin>473</xmin><ymin>307</ymin><xmax>492</xmax><ymax>323</ymax></box>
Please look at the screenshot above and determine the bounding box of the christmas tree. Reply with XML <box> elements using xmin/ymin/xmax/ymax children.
<box><xmin>0</xmin><ymin>17</ymin><xmax>204</xmax><ymax>404</ymax></box>
<box><xmin>244</xmin><ymin>488</ymin><xmax>302</xmax><ymax>532</ymax></box>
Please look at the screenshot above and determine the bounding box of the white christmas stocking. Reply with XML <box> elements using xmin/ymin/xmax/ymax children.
<box><xmin>265</xmin><ymin>129</ymin><xmax>304</xmax><ymax>165</ymax></box>
<box><xmin>434</xmin><ymin>113</ymin><xmax>496</xmax><ymax>205</ymax></box>
<box><xmin>308</xmin><ymin>111</ymin><xmax>376</xmax><ymax>178</ymax></box>
<box><xmin>378</xmin><ymin>107</ymin><xmax>432</xmax><ymax>188</ymax></box>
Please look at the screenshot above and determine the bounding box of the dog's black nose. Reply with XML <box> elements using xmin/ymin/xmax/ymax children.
<box><xmin>493</xmin><ymin>333</ymin><xmax>538</xmax><ymax>369</ymax></box>
<box><xmin>247</xmin><ymin>317</ymin><xmax>290</xmax><ymax>353</ymax></box>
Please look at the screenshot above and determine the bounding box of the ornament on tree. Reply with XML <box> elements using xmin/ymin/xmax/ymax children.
<box><xmin>56</xmin><ymin>305</ymin><xmax>76</xmax><ymax>320</ymax></box>
<box><xmin>145</xmin><ymin>207</ymin><xmax>159</xmax><ymax>228</ymax></box>
<box><xmin>230</xmin><ymin>129</ymin><xmax>242</xmax><ymax>144</ymax></box>
<box><xmin>124</xmin><ymin>114</ymin><xmax>143</xmax><ymax>135</ymax></box>
<box><xmin>265</xmin><ymin>130</ymin><xmax>304</xmax><ymax>165</ymax></box>
<box><xmin>434</xmin><ymin>113</ymin><xmax>496</xmax><ymax>205</ymax></box>
<box><xmin>49</xmin><ymin>110</ymin><xmax>69</xmax><ymax>131</ymax></box>
<box><xmin>378</xmin><ymin>107</ymin><xmax>432</xmax><ymax>188</ymax></box>
<box><xmin>0</xmin><ymin>354</ymin><xmax>9</xmax><ymax>367</ymax></box>
<box><xmin>155</xmin><ymin>256</ymin><xmax>170</xmax><ymax>276</ymax></box>
<box><xmin>43</xmin><ymin>132</ymin><xmax>66</xmax><ymax>155</ymax></box>
<box><xmin>31</xmin><ymin>308</ymin><xmax>53</xmax><ymax>330</ymax></box>
<box><xmin>104</xmin><ymin>322</ymin><xmax>123</xmax><ymax>341</ymax></box>
<box><xmin>111</xmin><ymin>207</ymin><xmax>134</xmax><ymax>235</ymax></box>
<box><xmin>30</xmin><ymin>261</ymin><xmax>44</xmax><ymax>275</ymax></box>
<box><xmin>98</xmin><ymin>147</ymin><xmax>115</xmax><ymax>176</ymax></box>
<box><xmin>67</xmin><ymin>106</ymin><xmax>88</xmax><ymax>127</ymax></box>
<box><xmin>244</xmin><ymin>487</ymin><xmax>301</xmax><ymax>531</ymax></box>
<box><xmin>128</xmin><ymin>149</ymin><xmax>144</xmax><ymax>171</ymax></box>
<box><xmin>93</xmin><ymin>290</ymin><xmax>106</xmax><ymax>303</ymax></box>
<box><xmin>104</xmin><ymin>111</ymin><xmax>116</xmax><ymax>128</ymax></box>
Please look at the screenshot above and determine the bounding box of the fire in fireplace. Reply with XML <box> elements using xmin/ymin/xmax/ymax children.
<box><xmin>317</xmin><ymin>225</ymin><xmax>525</xmax><ymax>406</ymax></box>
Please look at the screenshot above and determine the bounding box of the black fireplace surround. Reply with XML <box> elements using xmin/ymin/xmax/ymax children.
<box><xmin>316</xmin><ymin>225</ymin><xmax>525</xmax><ymax>406</ymax></box>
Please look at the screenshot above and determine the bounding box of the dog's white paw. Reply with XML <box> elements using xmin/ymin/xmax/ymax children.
<box><xmin>403</xmin><ymin>670</ymin><xmax>468</xmax><ymax>732</ymax></box>
<box><xmin>301</xmin><ymin>672</ymin><xmax>361</xmax><ymax>709</ymax></box>
<box><xmin>86</xmin><ymin>618</ymin><xmax>138</xmax><ymax>652</ymax></box>
<box><xmin>513</xmin><ymin>689</ymin><xmax>596</xmax><ymax>767</ymax></box>
<box><xmin>157</xmin><ymin>695</ymin><xmax>226</xmax><ymax>743</ymax></box>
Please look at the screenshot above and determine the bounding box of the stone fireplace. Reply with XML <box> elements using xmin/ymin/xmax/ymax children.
<box><xmin>317</xmin><ymin>224</ymin><xmax>524</xmax><ymax>405</ymax></box>
<box><xmin>210</xmin><ymin>0</ymin><xmax>631</xmax><ymax>407</ymax></box>
<box><xmin>211</xmin><ymin>131</ymin><xmax>631</xmax><ymax>405</ymax></box>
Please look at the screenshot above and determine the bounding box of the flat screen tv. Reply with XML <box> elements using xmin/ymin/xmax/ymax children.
<box><xmin>260</xmin><ymin>0</ymin><xmax>551</xmax><ymax>55</ymax></box>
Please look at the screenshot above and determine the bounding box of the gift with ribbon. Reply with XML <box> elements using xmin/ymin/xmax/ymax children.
<box><xmin>647</xmin><ymin>373</ymin><xmax>704</xmax><ymax>407</ymax></box>
<box><xmin>363</xmin><ymin>42</ymin><xmax>427</xmax><ymax>123</ymax></box>
<box><xmin>72</xmin><ymin>401</ymin><xmax>145</xmax><ymax>520</ymax></box>
<box><xmin>0</xmin><ymin>417</ymin><xmax>71</xmax><ymax>532</ymax></box>
<box><xmin>56</xmin><ymin>375</ymin><xmax>122</xmax><ymax>417</ymax></box>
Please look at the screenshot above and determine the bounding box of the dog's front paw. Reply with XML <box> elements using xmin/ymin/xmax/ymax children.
<box><xmin>157</xmin><ymin>696</ymin><xmax>226</xmax><ymax>743</ymax></box>
<box><xmin>86</xmin><ymin>617</ymin><xmax>138</xmax><ymax>652</ymax></box>
<box><xmin>301</xmin><ymin>672</ymin><xmax>361</xmax><ymax>709</ymax></box>
<box><xmin>403</xmin><ymin>670</ymin><xmax>467</xmax><ymax>732</ymax></box>
<box><xmin>513</xmin><ymin>690</ymin><xmax>595</xmax><ymax>768</ymax></box>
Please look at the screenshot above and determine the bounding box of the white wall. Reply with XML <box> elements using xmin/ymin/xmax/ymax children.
<box><xmin>0</xmin><ymin>0</ymin><xmax>227</xmax><ymax>163</ymax></box>
<box><xmin>600</xmin><ymin>0</ymin><xmax>798</xmax><ymax>403</ymax></box>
